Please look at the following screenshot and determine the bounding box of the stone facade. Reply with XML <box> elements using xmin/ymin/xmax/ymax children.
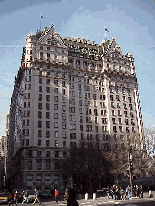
<box><xmin>6</xmin><ymin>24</ymin><xmax>145</xmax><ymax>193</ymax></box>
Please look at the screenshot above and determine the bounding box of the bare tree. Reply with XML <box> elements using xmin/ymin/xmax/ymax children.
<box><xmin>60</xmin><ymin>139</ymin><xmax>112</xmax><ymax>192</ymax></box>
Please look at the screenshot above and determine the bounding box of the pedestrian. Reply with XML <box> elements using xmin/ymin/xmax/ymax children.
<box><xmin>33</xmin><ymin>188</ymin><xmax>41</xmax><ymax>205</ymax></box>
<box><xmin>64</xmin><ymin>188</ymin><xmax>69</xmax><ymax>201</ymax></box>
<box><xmin>14</xmin><ymin>191</ymin><xmax>18</xmax><ymax>206</ymax></box>
<box><xmin>22</xmin><ymin>189</ymin><xmax>29</xmax><ymax>204</ymax></box>
<box><xmin>67</xmin><ymin>188</ymin><xmax>79</xmax><ymax>206</ymax></box>
<box><xmin>54</xmin><ymin>189</ymin><xmax>59</xmax><ymax>204</ymax></box>
<box><xmin>106</xmin><ymin>186</ymin><xmax>110</xmax><ymax>199</ymax></box>
<box><xmin>135</xmin><ymin>185</ymin><xmax>140</xmax><ymax>197</ymax></box>
<box><xmin>8</xmin><ymin>192</ymin><xmax>14</xmax><ymax>206</ymax></box>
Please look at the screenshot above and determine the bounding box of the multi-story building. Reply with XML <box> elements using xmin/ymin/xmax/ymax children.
<box><xmin>6</xmin><ymin>24</ymin><xmax>145</xmax><ymax>192</ymax></box>
<box><xmin>0</xmin><ymin>136</ymin><xmax>5</xmax><ymax>189</ymax></box>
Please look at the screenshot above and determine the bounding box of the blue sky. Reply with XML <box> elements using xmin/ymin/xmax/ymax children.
<box><xmin>0</xmin><ymin>0</ymin><xmax>155</xmax><ymax>136</ymax></box>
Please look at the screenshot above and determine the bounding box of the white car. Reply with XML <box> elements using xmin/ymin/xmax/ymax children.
<box><xmin>23</xmin><ymin>190</ymin><xmax>35</xmax><ymax>202</ymax></box>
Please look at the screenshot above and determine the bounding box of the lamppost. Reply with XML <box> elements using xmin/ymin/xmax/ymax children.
<box><xmin>128</xmin><ymin>146</ymin><xmax>133</xmax><ymax>197</ymax></box>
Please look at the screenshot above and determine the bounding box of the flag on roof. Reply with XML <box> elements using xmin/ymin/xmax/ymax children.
<box><xmin>40</xmin><ymin>15</ymin><xmax>43</xmax><ymax>18</ymax></box>
<box><xmin>105</xmin><ymin>28</ymin><xmax>109</xmax><ymax>32</ymax></box>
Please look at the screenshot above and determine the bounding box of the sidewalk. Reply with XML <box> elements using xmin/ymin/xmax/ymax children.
<box><xmin>51</xmin><ymin>191</ymin><xmax>155</xmax><ymax>206</ymax></box>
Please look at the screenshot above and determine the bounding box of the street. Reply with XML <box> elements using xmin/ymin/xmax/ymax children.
<box><xmin>4</xmin><ymin>192</ymin><xmax>155</xmax><ymax>206</ymax></box>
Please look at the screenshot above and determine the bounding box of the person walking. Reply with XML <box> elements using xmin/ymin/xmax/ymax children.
<box><xmin>22</xmin><ymin>189</ymin><xmax>29</xmax><ymax>204</ymax></box>
<box><xmin>14</xmin><ymin>191</ymin><xmax>18</xmax><ymax>206</ymax></box>
<box><xmin>33</xmin><ymin>188</ymin><xmax>41</xmax><ymax>205</ymax></box>
<box><xmin>54</xmin><ymin>189</ymin><xmax>59</xmax><ymax>204</ymax></box>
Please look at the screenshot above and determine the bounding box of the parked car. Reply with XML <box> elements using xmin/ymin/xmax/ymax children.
<box><xmin>97</xmin><ymin>188</ymin><xmax>107</xmax><ymax>193</ymax></box>
<box><xmin>12</xmin><ymin>189</ymin><xmax>23</xmax><ymax>202</ymax></box>
<box><xmin>41</xmin><ymin>190</ymin><xmax>51</xmax><ymax>198</ymax></box>
<box><xmin>0</xmin><ymin>192</ymin><xmax>12</xmax><ymax>204</ymax></box>
<box><xmin>25</xmin><ymin>190</ymin><xmax>35</xmax><ymax>202</ymax></box>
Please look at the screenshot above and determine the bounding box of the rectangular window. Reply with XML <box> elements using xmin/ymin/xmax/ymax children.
<box><xmin>46</xmin><ymin>140</ymin><xmax>50</xmax><ymax>147</ymax></box>
<box><xmin>54</xmin><ymin>96</ymin><xmax>58</xmax><ymax>102</ymax></box>
<box><xmin>46</xmin><ymin>112</ymin><xmax>50</xmax><ymax>119</ymax></box>
<box><xmin>37</xmin><ymin>161</ymin><xmax>42</xmax><ymax>170</ymax></box>
<box><xmin>38</xmin><ymin>130</ymin><xmax>42</xmax><ymax>137</ymax></box>
<box><xmin>46</xmin><ymin>103</ymin><xmax>50</xmax><ymax>110</ymax></box>
<box><xmin>54</xmin><ymin>122</ymin><xmax>58</xmax><ymax>128</ymax></box>
<box><xmin>55</xmin><ymin>140</ymin><xmax>59</xmax><ymax>147</ymax></box>
<box><xmin>54</xmin><ymin>131</ymin><xmax>59</xmax><ymax>138</ymax></box>
<box><xmin>54</xmin><ymin>88</ymin><xmax>58</xmax><ymax>93</ymax></box>
<box><xmin>63</xmin><ymin>141</ymin><xmax>66</xmax><ymax>147</ymax></box>
<box><xmin>46</xmin><ymin>87</ymin><xmax>50</xmax><ymax>93</ymax></box>
<box><xmin>54</xmin><ymin>104</ymin><xmax>58</xmax><ymax>110</ymax></box>
<box><xmin>38</xmin><ymin>94</ymin><xmax>42</xmax><ymax>101</ymax></box>
<box><xmin>38</xmin><ymin>139</ymin><xmax>42</xmax><ymax>146</ymax></box>
<box><xmin>54</xmin><ymin>113</ymin><xmax>58</xmax><ymax>119</ymax></box>
<box><xmin>62</xmin><ymin>122</ymin><xmax>66</xmax><ymax>129</ymax></box>
<box><xmin>46</xmin><ymin>130</ymin><xmax>50</xmax><ymax>138</ymax></box>
<box><xmin>62</xmin><ymin>113</ymin><xmax>66</xmax><ymax>120</ymax></box>
<box><xmin>62</xmin><ymin>105</ymin><xmax>66</xmax><ymax>111</ymax></box>
<box><xmin>46</xmin><ymin>121</ymin><xmax>50</xmax><ymax>128</ymax></box>
<box><xmin>38</xmin><ymin>111</ymin><xmax>42</xmax><ymax>118</ymax></box>
<box><xmin>46</xmin><ymin>95</ymin><xmax>50</xmax><ymax>101</ymax></box>
<box><xmin>62</xmin><ymin>131</ymin><xmax>66</xmax><ymax>138</ymax></box>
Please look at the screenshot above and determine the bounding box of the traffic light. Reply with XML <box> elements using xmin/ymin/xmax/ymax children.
<box><xmin>130</xmin><ymin>146</ymin><xmax>132</xmax><ymax>153</ymax></box>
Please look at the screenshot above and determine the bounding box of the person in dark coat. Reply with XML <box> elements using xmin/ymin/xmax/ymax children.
<box><xmin>66</xmin><ymin>188</ymin><xmax>79</xmax><ymax>206</ymax></box>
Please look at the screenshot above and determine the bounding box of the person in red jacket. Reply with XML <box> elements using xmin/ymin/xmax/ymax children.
<box><xmin>54</xmin><ymin>189</ymin><xmax>59</xmax><ymax>204</ymax></box>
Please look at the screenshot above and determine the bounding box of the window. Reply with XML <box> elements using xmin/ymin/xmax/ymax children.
<box><xmin>46</xmin><ymin>131</ymin><xmax>50</xmax><ymax>138</ymax></box>
<box><xmin>117</xmin><ymin>103</ymin><xmax>120</xmax><ymax>108</ymax></box>
<box><xmin>37</xmin><ymin>151</ymin><xmax>42</xmax><ymax>157</ymax></box>
<box><xmin>69</xmin><ymin>107</ymin><xmax>75</xmax><ymax>113</ymax></box>
<box><xmin>37</xmin><ymin>161</ymin><xmax>42</xmax><ymax>170</ymax></box>
<box><xmin>54</xmin><ymin>88</ymin><xmax>58</xmax><ymax>93</ymax></box>
<box><xmin>118</xmin><ymin>126</ymin><xmax>122</xmax><ymax>132</ymax></box>
<box><xmin>62</xmin><ymin>88</ymin><xmax>65</xmax><ymax>95</ymax></box>
<box><xmin>38</xmin><ymin>130</ymin><xmax>42</xmax><ymax>137</ymax></box>
<box><xmin>70</xmin><ymin>142</ymin><xmax>76</xmax><ymax>148</ymax></box>
<box><xmin>46</xmin><ymin>95</ymin><xmax>50</xmax><ymax>101</ymax></box>
<box><xmin>39</xmin><ymin>78</ymin><xmax>42</xmax><ymax>84</ymax></box>
<box><xmin>118</xmin><ymin>118</ymin><xmax>122</xmax><ymax>124</ymax></box>
<box><xmin>54</xmin><ymin>104</ymin><xmax>58</xmax><ymax>110</ymax></box>
<box><xmin>124</xmin><ymin>111</ymin><xmax>127</xmax><ymax>117</ymax></box>
<box><xmin>62</xmin><ymin>96</ymin><xmax>65</xmax><ymax>103</ymax></box>
<box><xmin>54</xmin><ymin>113</ymin><xmax>58</xmax><ymax>119</ymax></box>
<box><xmin>38</xmin><ymin>94</ymin><xmax>42</xmax><ymax>101</ymax></box>
<box><xmin>79</xmin><ymin>92</ymin><xmax>82</xmax><ymax>98</ymax></box>
<box><xmin>62</xmin><ymin>131</ymin><xmax>66</xmax><ymax>138</ymax></box>
<box><xmin>54</xmin><ymin>122</ymin><xmax>58</xmax><ymax>128</ymax></box>
<box><xmin>46</xmin><ymin>87</ymin><xmax>50</xmax><ymax>93</ymax></box>
<box><xmin>46</xmin><ymin>161</ymin><xmax>50</xmax><ymax>170</ymax></box>
<box><xmin>62</xmin><ymin>81</ymin><xmax>65</xmax><ymax>87</ymax></box>
<box><xmin>113</xmin><ymin>126</ymin><xmax>117</xmax><ymax>132</ymax></box>
<box><xmin>54</xmin><ymin>79</ymin><xmax>58</xmax><ymax>85</ymax></box>
<box><xmin>38</xmin><ymin>139</ymin><xmax>41</xmax><ymax>146</ymax></box>
<box><xmin>62</xmin><ymin>113</ymin><xmax>66</xmax><ymax>120</ymax></box>
<box><xmin>63</xmin><ymin>141</ymin><xmax>66</xmax><ymax>147</ymax></box>
<box><xmin>80</xmin><ymin>125</ymin><xmax>83</xmax><ymax>131</ymax></box>
<box><xmin>62</xmin><ymin>105</ymin><xmax>66</xmax><ymax>111</ymax></box>
<box><xmin>55</xmin><ymin>140</ymin><xmax>59</xmax><ymax>147</ymax></box>
<box><xmin>46</xmin><ymin>121</ymin><xmax>50</xmax><ymax>128</ymax></box>
<box><xmin>55</xmin><ymin>151</ymin><xmax>59</xmax><ymax>158</ymax></box>
<box><xmin>38</xmin><ymin>121</ymin><xmax>42</xmax><ymax>128</ymax></box>
<box><xmin>46</xmin><ymin>112</ymin><xmax>50</xmax><ymax>119</ymax></box>
<box><xmin>62</xmin><ymin>122</ymin><xmax>66</xmax><ymax>129</ymax></box>
<box><xmin>26</xmin><ymin>139</ymin><xmax>29</xmax><ymax>146</ymax></box>
<box><xmin>28</xmin><ymin>84</ymin><xmax>31</xmax><ymax>90</ymax></box>
<box><xmin>54</xmin><ymin>131</ymin><xmax>59</xmax><ymax>138</ymax></box>
<box><xmin>46</xmin><ymin>140</ymin><xmax>50</xmax><ymax>147</ymax></box>
<box><xmin>46</xmin><ymin>151</ymin><xmax>50</xmax><ymax>157</ymax></box>
<box><xmin>47</xmin><ymin>79</ymin><xmax>50</xmax><ymax>85</ymax></box>
<box><xmin>38</xmin><ymin>103</ymin><xmax>42</xmax><ymax>109</ymax></box>
<box><xmin>38</xmin><ymin>111</ymin><xmax>42</xmax><ymax>118</ymax></box>
<box><xmin>47</xmin><ymin>53</ymin><xmax>50</xmax><ymax>58</ymax></box>
<box><xmin>70</xmin><ymin>133</ymin><xmax>76</xmax><ymax>139</ymax></box>
<box><xmin>54</xmin><ymin>96</ymin><xmax>58</xmax><ymax>102</ymax></box>
<box><xmin>46</xmin><ymin>103</ymin><xmax>50</xmax><ymax>110</ymax></box>
<box><xmin>79</xmin><ymin>100</ymin><xmax>82</xmax><ymax>106</ymax></box>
